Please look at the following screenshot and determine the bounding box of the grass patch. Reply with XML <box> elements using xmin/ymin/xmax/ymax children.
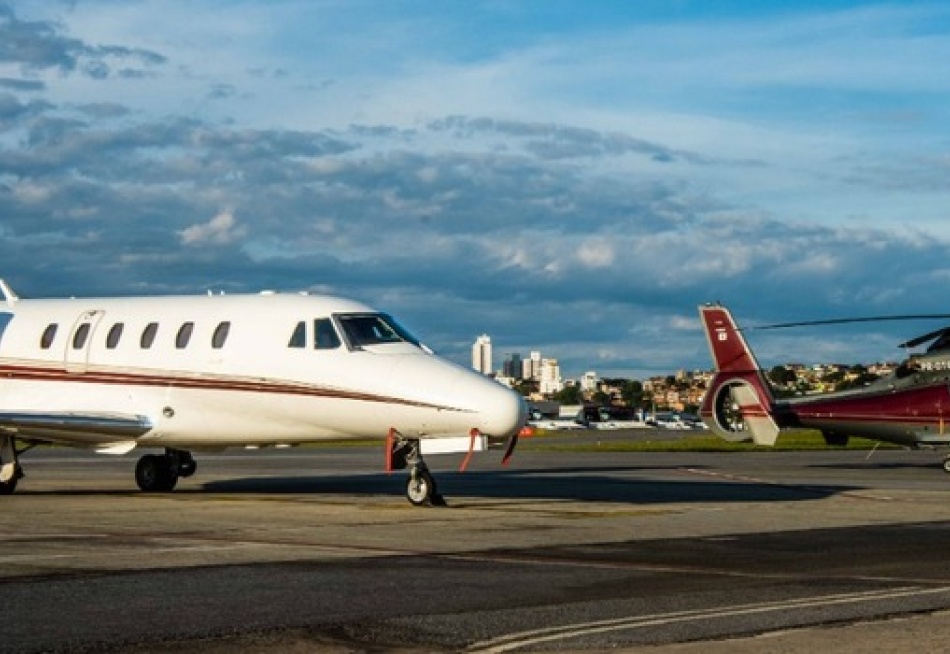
<box><xmin>521</xmin><ymin>429</ymin><xmax>900</xmax><ymax>453</ymax></box>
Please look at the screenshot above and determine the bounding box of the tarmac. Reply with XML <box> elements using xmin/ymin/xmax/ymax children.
<box><xmin>3</xmin><ymin>432</ymin><xmax>950</xmax><ymax>652</ymax></box>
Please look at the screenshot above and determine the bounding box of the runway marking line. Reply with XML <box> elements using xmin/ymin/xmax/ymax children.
<box><xmin>0</xmin><ymin>543</ymin><xmax>260</xmax><ymax>563</ymax></box>
<box><xmin>0</xmin><ymin>531</ymin><xmax>427</xmax><ymax>567</ymax></box>
<box><xmin>681</xmin><ymin>467</ymin><xmax>896</xmax><ymax>501</ymax></box>
<box><xmin>466</xmin><ymin>585</ymin><xmax>950</xmax><ymax>653</ymax></box>
<box><xmin>441</xmin><ymin>550</ymin><xmax>816</xmax><ymax>580</ymax></box>
<box><xmin>440</xmin><ymin>550</ymin><xmax>950</xmax><ymax>587</ymax></box>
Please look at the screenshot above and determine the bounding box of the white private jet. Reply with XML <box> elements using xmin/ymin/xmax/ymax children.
<box><xmin>0</xmin><ymin>280</ymin><xmax>527</xmax><ymax>506</ymax></box>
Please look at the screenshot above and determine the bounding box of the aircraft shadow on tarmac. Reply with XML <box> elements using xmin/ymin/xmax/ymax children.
<box><xmin>198</xmin><ymin>467</ymin><xmax>853</xmax><ymax>504</ymax></box>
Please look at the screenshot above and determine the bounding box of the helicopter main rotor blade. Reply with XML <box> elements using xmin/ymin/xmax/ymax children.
<box><xmin>899</xmin><ymin>326</ymin><xmax>950</xmax><ymax>350</ymax></box>
<box><xmin>752</xmin><ymin>314</ymin><xmax>950</xmax><ymax>331</ymax></box>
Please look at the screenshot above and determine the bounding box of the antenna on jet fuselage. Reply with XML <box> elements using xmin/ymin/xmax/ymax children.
<box><xmin>0</xmin><ymin>279</ymin><xmax>19</xmax><ymax>308</ymax></box>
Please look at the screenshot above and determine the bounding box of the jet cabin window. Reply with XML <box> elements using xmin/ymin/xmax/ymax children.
<box><xmin>106</xmin><ymin>323</ymin><xmax>123</xmax><ymax>349</ymax></box>
<box><xmin>337</xmin><ymin>313</ymin><xmax>420</xmax><ymax>348</ymax></box>
<box><xmin>40</xmin><ymin>324</ymin><xmax>58</xmax><ymax>349</ymax></box>
<box><xmin>176</xmin><ymin>322</ymin><xmax>194</xmax><ymax>349</ymax></box>
<box><xmin>212</xmin><ymin>321</ymin><xmax>230</xmax><ymax>349</ymax></box>
<box><xmin>140</xmin><ymin>322</ymin><xmax>158</xmax><ymax>349</ymax></box>
<box><xmin>72</xmin><ymin>323</ymin><xmax>91</xmax><ymax>349</ymax></box>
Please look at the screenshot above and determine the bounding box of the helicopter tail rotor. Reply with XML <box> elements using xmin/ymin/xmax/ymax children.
<box><xmin>699</xmin><ymin>304</ymin><xmax>781</xmax><ymax>446</ymax></box>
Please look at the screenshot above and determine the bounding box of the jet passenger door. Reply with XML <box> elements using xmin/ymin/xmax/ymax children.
<box><xmin>65</xmin><ymin>310</ymin><xmax>105</xmax><ymax>373</ymax></box>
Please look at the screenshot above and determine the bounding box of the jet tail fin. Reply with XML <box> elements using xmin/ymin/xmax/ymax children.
<box><xmin>698</xmin><ymin>304</ymin><xmax>780</xmax><ymax>446</ymax></box>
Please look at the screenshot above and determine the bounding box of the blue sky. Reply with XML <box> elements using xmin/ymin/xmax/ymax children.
<box><xmin>3</xmin><ymin>1</ymin><xmax>950</xmax><ymax>378</ymax></box>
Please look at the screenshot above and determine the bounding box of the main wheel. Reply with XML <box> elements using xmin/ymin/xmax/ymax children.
<box><xmin>0</xmin><ymin>475</ymin><xmax>17</xmax><ymax>495</ymax></box>
<box><xmin>406</xmin><ymin>470</ymin><xmax>437</xmax><ymax>506</ymax></box>
<box><xmin>177</xmin><ymin>457</ymin><xmax>197</xmax><ymax>478</ymax></box>
<box><xmin>136</xmin><ymin>455</ymin><xmax>178</xmax><ymax>492</ymax></box>
<box><xmin>942</xmin><ymin>457</ymin><xmax>950</xmax><ymax>474</ymax></box>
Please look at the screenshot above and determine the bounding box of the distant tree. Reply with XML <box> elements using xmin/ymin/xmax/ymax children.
<box><xmin>592</xmin><ymin>390</ymin><xmax>611</xmax><ymax>405</ymax></box>
<box><xmin>768</xmin><ymin>365</ymin><xmax>797</xmax><ymax>387</ymax></box>
<box><xmin>822</xmin><ymin>370</ymin><xmax>845</xmax><ymax>385</ymax></box>
<box><xmin>512</xmin><ymin>379</ymin><xmax>538</xmax><ymax>397</ymax></box>
<box><xmin>553</xmin><ymin>385</ymin><xmax>582</xmax><ymax>405</ymax></box>
<box><xmin>620</xmin><ymin>380</ymin><xmax>644</xmax><ymax>407</ymax></box>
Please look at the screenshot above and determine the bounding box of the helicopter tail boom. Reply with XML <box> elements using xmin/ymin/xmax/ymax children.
<box><xmin>699</xmin><ymin>304</ymin><xmax>781</xmax><ymax>445</ymax></box>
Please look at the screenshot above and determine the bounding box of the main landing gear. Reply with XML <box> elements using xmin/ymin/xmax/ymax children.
<box><xmin>0</xmin><ymin>435</ymin><xmax>24</xmax><ymax>495</ymax></box>
<box><xmin>135</xmin><ymin>448</ymin><xmax>197</xmax><ymax>492</ymax></box>
<box><xmin>389</xmin><ymin>436</ymin><xmax>446</xmax><ymax>507</ymax></box>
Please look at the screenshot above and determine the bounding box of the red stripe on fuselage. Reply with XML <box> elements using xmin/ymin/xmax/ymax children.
<box><xmin>0</xmin><ymin>363</ymin><xmax>464</xmax><ymax>412</ymax></box>
<box><xmin>787</xmin><ymin>382</ymin><xmax>950</xmax><ymax>428</ymax></box>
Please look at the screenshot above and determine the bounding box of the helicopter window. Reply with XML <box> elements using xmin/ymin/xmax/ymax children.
<box><xmin>337</xmin><ymin>313</ymin><xmax>420</xmax><ymax>348</ymax></box>
<box><xmin>288</xmin><ymin>321</ymin><xmax>306</xmax><ymax>348</ymax></box>
<box><xmin>314</xmin><ymin>318</ymin><xmax>341</xmax><ymax>350</ymax></box>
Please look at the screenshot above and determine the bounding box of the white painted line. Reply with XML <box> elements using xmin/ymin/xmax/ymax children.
<box><xmin>467</xmin><ymin>585</ymin><xmax>950</xmax><ymax>653</ymax></box>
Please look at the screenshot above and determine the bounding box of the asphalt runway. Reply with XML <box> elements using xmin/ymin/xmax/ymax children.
<box><xmin>5</xmin><ymin>432</ymin><xmax>950</xmax><ymax>652</ymax></box>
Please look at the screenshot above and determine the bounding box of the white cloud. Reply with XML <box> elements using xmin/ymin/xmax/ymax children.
<box><xmin>576</xmin><ymin>238</ymin><xmax>615</xmax><ymax>269</ymax></box>
<box><xmin>5</xmin><ymin>1</ymin><xmax>950</xmax><ymax>377</ymax></box>
<box><xmin>179</xmin><ymin>210</ymin><xmax>246</xmax><ymax>246</ymax></box>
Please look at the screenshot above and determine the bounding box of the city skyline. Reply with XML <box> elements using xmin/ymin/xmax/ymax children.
<box><xmin>478</xmin><ymin>331</ymin><xmax>911</xmax><ymax>386</ymax></box>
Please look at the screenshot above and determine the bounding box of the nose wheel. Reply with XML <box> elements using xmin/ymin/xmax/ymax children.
<box><xmin>406</xmin><ymin>469</ymin><xmax>435</xmax><ymax>506</ymax></box>
<box><xmin>389</xmin><ymin>434</ymin><xmax>446</xmax><ymax>507</ymax></box>
<box><xmin>406</xmin><ymin>467</ymin><xmax>446</xmax><ymax>507</ymax></box>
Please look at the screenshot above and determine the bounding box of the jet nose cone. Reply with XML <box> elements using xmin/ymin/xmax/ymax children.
<box><xmin>475</xmin><ymin>380</ymin><xmax>528</xmax><ymax>438</ymax></box>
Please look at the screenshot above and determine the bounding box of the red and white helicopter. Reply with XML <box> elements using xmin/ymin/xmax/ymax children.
<box><xmin>0</xmin><ymin>280</ymin><xmax>527</xmax><ymax>505</ymax></box>
<box><xmin>699</xmin><ymin>303</ymin><xmax>950</xmax><ymax>471</ymax></box>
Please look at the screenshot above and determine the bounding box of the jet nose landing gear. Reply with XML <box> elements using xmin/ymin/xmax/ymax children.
<box><xmin>407</xmin><ymin>467</ymin><xmax>446</xmax><ymax>507</ymax></box>
<box><xmin>386</xmin><ymin>431</ymin><xmax>447</xmax><ymax>507</ymax></box>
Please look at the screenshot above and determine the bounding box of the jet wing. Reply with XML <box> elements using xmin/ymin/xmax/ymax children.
<box><xmin>0</xmin><ymin>411</ymin><xmax>153</xmax><ymax>444</ymax></box>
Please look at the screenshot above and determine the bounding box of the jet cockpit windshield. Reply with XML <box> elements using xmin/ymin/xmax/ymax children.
<box><xmin>336</xmin><ymin>313</ymin><xmax>422</xmax><ymax>349</ymax></box>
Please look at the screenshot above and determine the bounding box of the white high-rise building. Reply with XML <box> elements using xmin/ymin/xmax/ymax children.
<box><xmin>472</xmin><ymin>334</ymin><xmax>493</xmax><ymax>375</ymax></box>
<box><xmin>580</xmin><ymin>371</ymin><xmax>599</xmax><ymax>393</ymax></box>
<box><xmin>524</xmin><ymin>351</ymin><xmax>542</xmax><ymax>381</ymax></box>
<box><xmin>539</xmin><ymin>358</ymin><xmax>563</xmax><ymax>395</ymax></box>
